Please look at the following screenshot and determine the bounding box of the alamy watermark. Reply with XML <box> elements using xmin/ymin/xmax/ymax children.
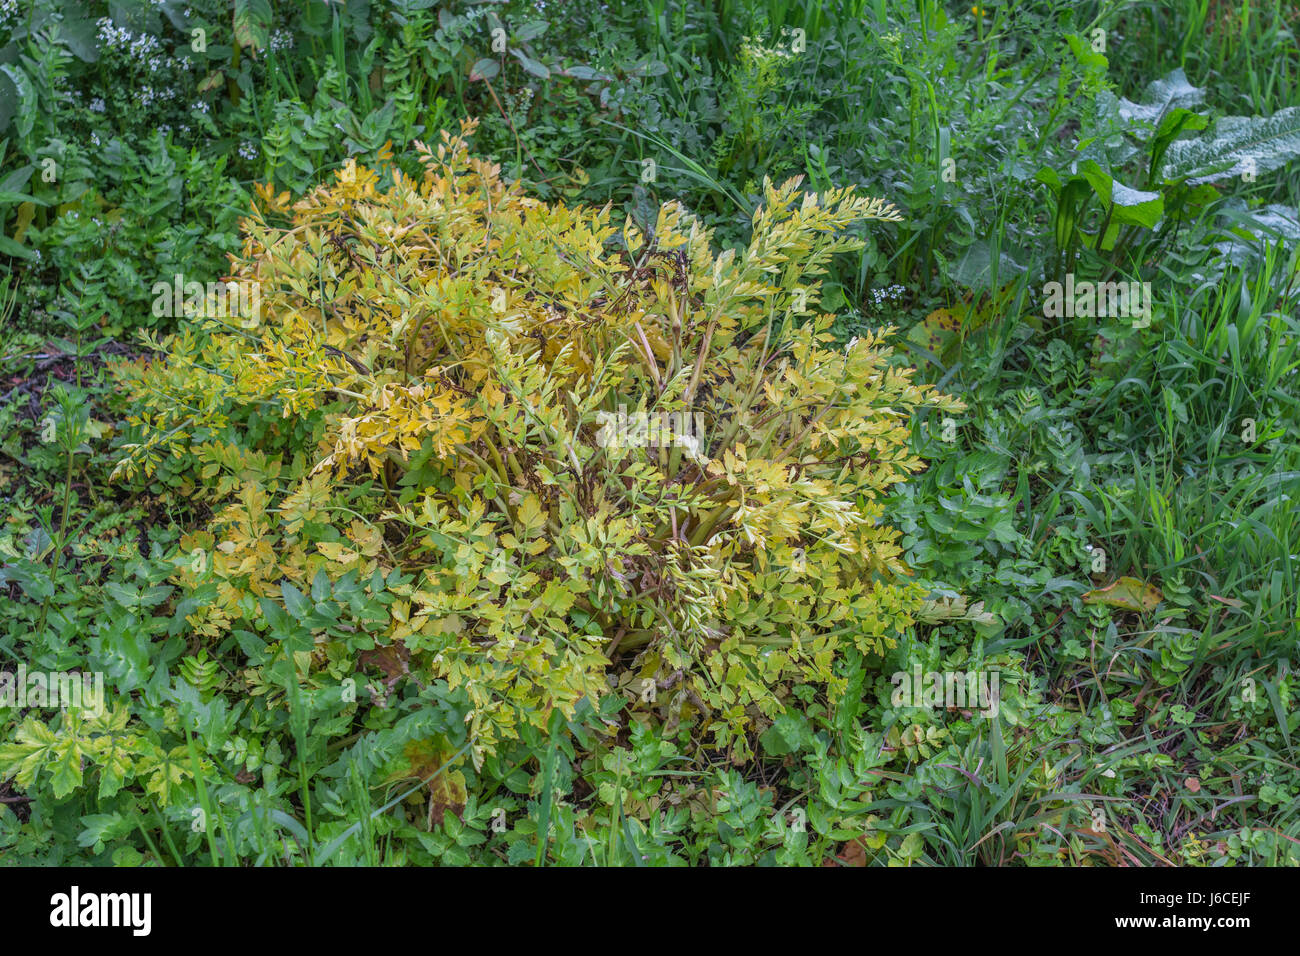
<box><xmin>891</xmin><ymin>666</ymin><xmax>1000</xmax><ymax>718</ymax></box>
<box><xmin>50</xmin><ymin>886</ymin><xmax>151</xmax><ymax>936</ymax></box>
<box><xmin>1043</xmin><ymin>274</ymin><xmax>1152</xmax><ymax>326</ymax></box>
<box><xmin>595</xmin><ymin>405</ymin><xmax>706</xmax><ymax>454</ymax></box>
<box><xmin>0</xmin><ymin>665</ymin><xmax>105</xmax><ymax>717</ymax></box>
<box><xmin>151</xmin><ymin>273</ymin><xmax>261</xmax><ymax>325</ymax></box>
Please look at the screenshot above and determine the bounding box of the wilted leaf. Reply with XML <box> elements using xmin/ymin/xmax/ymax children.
<box><xmin>1081</xmin><ymin>576</ymin><xmax>1163</xmax><ymax>612</ymax></box>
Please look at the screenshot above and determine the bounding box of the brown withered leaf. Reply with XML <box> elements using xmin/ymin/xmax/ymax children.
<box><xmin>387</xmin><ymin>739</ymin><xmax>467</xmax><ymax>829</ymax></box>
<box><xmin>822</xmin><ymin>839</ymin><xmax>869</xmax><ymax>867</ymax></box>
<box><xmin>359</xmin><ymin>642</ymin><xmax>409</xmax><ymax>690</ymax></box>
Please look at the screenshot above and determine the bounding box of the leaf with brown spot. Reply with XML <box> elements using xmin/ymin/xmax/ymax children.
<box><xmin>386</xmin><ymin>739</ymin><xmax>468</xmax><ymax>827</ymax></box>
<box><xmin>1081</xmin><ymin>576</ymin><xmax>1163</xmax><ymax>612</ymax></box>
<box><xmin>905</xmin><ymin>306</ymin><xmax>964</xmax><ymax>362</ymax></box>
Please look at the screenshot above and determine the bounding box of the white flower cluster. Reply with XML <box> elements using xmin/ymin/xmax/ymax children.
<box><xmin>739</xmin><ymin>36</ymin><xmax>792</xmax><ymax>62</ymax></box>
<box><xmin>270</xmin><ymin>29</ymin><xmax>294</xmax><ymax>52</ymax></box>
<box><xmin>128</xmin><ymin>32</ymin><xmax>164</xmax><ymax>69</ymax></box>
<box><xmin>96</xmin><ymin>17</ymin><xmax>175</xmax><ymax>74</ymax></box>
<box><xmin>96</xmin><ymin>17</ymin><xmax>134</xmax><ymax>47</ymax></box>
<box><xmin>89</xmin><ymin>97</ymin><xmax>106</xmax><ymax>113</ymax></box>
<box><xmin>137</xmin><ymin>84</ymin><xmax>180</xmax><ymax>107</ymax></box>
<box><xmin>238</xmin><ymin>140</ymin><xmax>258</xmax><ymax>161</ymax></box>
<box><xmin>868</xmin><ymin>284</ymin><xmax>907</xmax><ymax>307</ymax></box>
<box><xmin>0</xmin><ymin>0</ymin><xmax>18</xmax><ymax>27</ymax></box>
<box><xmin>191</xmin><ymin>100</ymin><xmax>210</xmax><ymax>114</ymax></box>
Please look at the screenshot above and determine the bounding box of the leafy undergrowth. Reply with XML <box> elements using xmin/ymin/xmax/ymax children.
<box><xmin>3</xmin><ymin>0</ymin><xmax>1300</xmax><ymax>867</ymax></box>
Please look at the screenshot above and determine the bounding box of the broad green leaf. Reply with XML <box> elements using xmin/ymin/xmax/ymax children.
<box><xmin>1161</xmin><ymin>107</ymin><xmax>1300</xmax><ymax>184</ymax></box>
<box><xmin>281</xmin><ymin>581</ymin><xmax>310</xmax><ymax>619</ymax></box>
<box><xmin>1077</xmin><ymin>160</ymin><xmax>1163</xmax><ymax>228</ymax></box>
<box><xmin>469</xmin><ymin>58</ymin><xmax>500</xmax><ymax>81</ymax></box>
<box><xmin>515</xmin><ymin>20</ymin><xmax>549</xmax><ymax>41</ymax></box>
<box><xmin>233</xmin><ymin>0</ymin><xmax>272</xmax><ymax>53</ymax></box>
<box><xmin>1118</xmin><ymin>68</ymin><xmax>1204</xmax><ymax>124</ymax></box>
<box><xmin>511</xmin><ymin>49</ymin><xmax>550</xmax><ymax>79</ymax></box>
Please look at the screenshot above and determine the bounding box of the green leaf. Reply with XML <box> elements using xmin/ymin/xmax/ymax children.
<box><xmin>59</xmin><ymin>17</ymin><xmax>101</xmax><ymax>63</ymax></box>
<box><xmin>103</xmin><ymin>581</ymin><xmax>141</xmax><ymax>608</ymax></box>
<box><xmin>0</xmin><ymin>190</ymin><xmax>46</xmax><ymax>205</ymax></box>
<box><xmin>233</xmin><ymin>0</ymin><xmax>272</xmax><ymax>53</ymax></box>
<box><xmin>1160</xmin><ymin>107</ymin><xmax>1300</xmax><ymax>185</ymax></box>
<box><xmin>511</xmin><ymin>49</ymin><xmax>550</xmax><ymax>80</ymax></box>
<box><xmin>78</xmin><ymin>812</ymin><xmax>131</xmax><ymax>853</ymax></box>
<box><xmin>1077</xmin><ymin>160</ymin><xmax>1164</xmax><ymax>228</ymax></box>
<box><xmin>515</xmin><ymin>21</ymin><xmax>549</xmax><ymax>41</ymax></box>
<box><xmin>281</xmin><ymin>581</ymin><xmax>310</xmax><ymax>619</ymax></box>
<box><xmin>1118</xmin><ymin>69</ymin><xmax>1204</xmax><ymax>124</ymax></box>
<box><xmin>50</xmin><ymin>738</ymin><xmax>85</xmax><ymax>798</ymax></box>
<box><xmin>469</xmin><ymin>58</ymin><xmax>500</xmax><ymax>81</ymax></box>
<box><xmin>1064</xmin><ymin>34</ymin><xmax>1107</xmax><ymax>74</ymax></box>
<box><xmin>0</xmin><ymin>66</ymin><xmax>36</xmax><ymax>140</ymax></box>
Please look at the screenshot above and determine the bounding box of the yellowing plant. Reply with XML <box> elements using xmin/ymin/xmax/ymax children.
<box><xmin>114</xmin><ymin>120</ymin><xmax>964</xmax><ymax>763</ymax></box>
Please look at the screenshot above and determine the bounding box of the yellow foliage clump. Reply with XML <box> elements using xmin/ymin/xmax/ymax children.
<box><xmin>113</xmin><ymin>119</ymin><xmax>964</xmax><ymax>763</ymax></box>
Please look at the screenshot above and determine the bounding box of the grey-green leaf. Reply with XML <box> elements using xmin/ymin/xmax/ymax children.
<box><xmin>1118</xmin><ymin>68</ymin><xmax>1204</xmax><ymax>124</ymax></box>
<box><xmin>1160</xmin><ymin>107</ymin><xmax>1300</xmax><ymax>185</ymax></box>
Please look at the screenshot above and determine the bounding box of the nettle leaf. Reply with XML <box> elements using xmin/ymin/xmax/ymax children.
<box><xmin>1160</xmin><ymin>107</ymin><xmax>1300</xmax><ymax>185</ymax></box>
